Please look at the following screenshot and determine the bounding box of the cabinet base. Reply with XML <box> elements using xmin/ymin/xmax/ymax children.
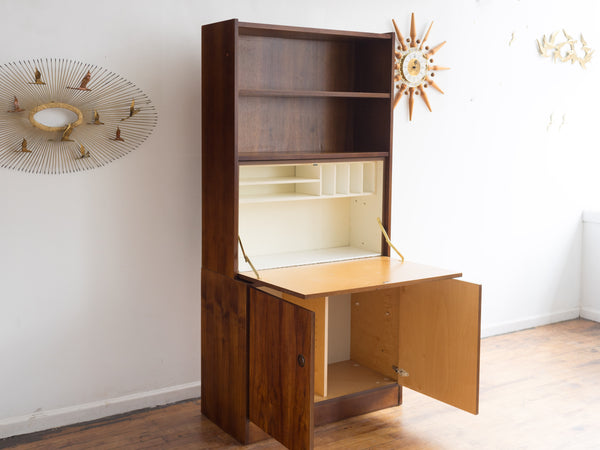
<box><xmin>314</xmin><ymin>384</ymin><xmax>401</xmax><ymax>426</ymax></box>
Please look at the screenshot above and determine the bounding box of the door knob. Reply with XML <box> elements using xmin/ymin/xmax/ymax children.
<box><xmin>297</xmin><ymin>354</ymin><xmax>306</xmax><ymax>367</ymax></box>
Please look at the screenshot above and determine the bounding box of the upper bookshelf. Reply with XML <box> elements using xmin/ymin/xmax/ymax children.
<box><xmin>237</xmin><ymin>23</ymin><xmax>392</xmax><ymax>94</ymax></box>
<box><xmin>234</xmin><ymin>21</ymin><xmax>394</xmax><ymax>159</ymax></box>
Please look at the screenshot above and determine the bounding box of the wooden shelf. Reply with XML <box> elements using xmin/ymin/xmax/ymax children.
<box><xmin>238</xmin><ymin>21</ymin><xmax>391</xmax><ymax>41</ymax></box>
<box><xmin>239</xmin><ymin>89</ymin><xmax>390</xmax><ymax>99</ymax></box>
<box><xmin>238</xmin><ymin>257</ymin><xmax>463</xmax><ymax>299</ymax></box>
<box><xmin>239</xmin><ymin>152</ymin><xmax>389</xmax><ymax>163</ymax></box>
<box><xmin>314</xmin><ymin>360</ymin><xmax>396</xmax><ymax>403</ymax></box>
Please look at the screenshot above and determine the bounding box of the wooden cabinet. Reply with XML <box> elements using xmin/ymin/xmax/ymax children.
<box><xmin>202</xmin><ymin>19</ymin><xmax>481</xmax><ymax>450</ymax></box>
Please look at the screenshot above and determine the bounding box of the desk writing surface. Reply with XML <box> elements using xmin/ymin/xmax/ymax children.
<box><xmin>237</xmin><ymin>256</ymin><xmax>461</xmax><ymax>299</ymax></box>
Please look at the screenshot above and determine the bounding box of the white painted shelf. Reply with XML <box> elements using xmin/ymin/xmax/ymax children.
<box><xmin>239</xmin><ymin>191</ymin><xmax>374</xmax><ymax>204</ymax></box>
<box><xmin>237</xmin><ymin>246</ymin><xmax>380</xmax><ymax>272</ymax></box>
<box><xmin>239</xmin><ymin>161</ymin><xmax>377</xmax><ymax>204</ymax></box>
<box><xmin>239</xmin><ymin>176</ymin><xmax>320</xmax><ymax>186</ymax></box>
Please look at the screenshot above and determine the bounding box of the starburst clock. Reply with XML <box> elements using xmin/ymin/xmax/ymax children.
<box><xmin>392</xmin><ymin>13</ymin><xmax>448</xmax><ymax>121</ymax></box>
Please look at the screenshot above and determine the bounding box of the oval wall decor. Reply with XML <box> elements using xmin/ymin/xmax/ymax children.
<box><xmin>0</xmin><ymin>59</ymin><xmax>157</xmax><ymax>174</ymax></box>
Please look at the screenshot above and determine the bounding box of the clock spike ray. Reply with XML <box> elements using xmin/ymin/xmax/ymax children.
<box><xmin>417</xmin><ymin>86</ymin><xmax>432</xmax><ymax>112</ymax></box>
<box><xmin>410</xmin><ymin>13</ymin><xmax>417</xmax><ymax>48</ymax></box>
<box><xmin>392</xmin><ymin>13</ymin><xmax>448</xmax><ymax>120</ymax></box>
<box><xmin>420</xmin><ymin>22</ymin><xmax>434</xmax><ymax>51</ymax></box>
<box><xmin>392</xmin><ymin>19</ymin><xmax>408</xmax><ymax>51</ymax></box>
<box><xmin>427</xmin><ymin>41</ymin><xmax>446</xmax><ymax>57</ymax></box>
<box><xmin>425</xmin><ymin>77</ymin><xmax>444</xmax><ymax>94</ymax></box>
<box><xmin>394</xmin><ymin>84</ymin><xmax>408</xmax><ymax>108</ymax></box>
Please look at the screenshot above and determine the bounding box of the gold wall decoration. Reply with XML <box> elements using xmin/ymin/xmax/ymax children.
<box><xmin>537</xmin><ymin>30</ymin><xmax>594</xmax><ymax>68</ymax></box>
<box><xmin>0</xmin><ymin>59</ymin><xmax>157</xmax><ymax>174</ymax></box>
<box><xmin>392</xmin><ymin>13</ymin><xmax>448</xmax><ymax>121</ymax></box>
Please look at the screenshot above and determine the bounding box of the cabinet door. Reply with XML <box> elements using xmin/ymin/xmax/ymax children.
<box><xmin>397</xmin><ymin>279</ymin><xmax>481</xmax><ymax>414</ymax></box>
<box><xmin>249</xmin><ymin>288</ymin><xmax>315</xmax><ymax>450</ymax></box>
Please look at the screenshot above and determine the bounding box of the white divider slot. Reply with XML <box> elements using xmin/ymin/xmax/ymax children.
<box><xmin>350</xmin><ymin>163</ymin><xmax>364</xmax><ymax>194</ymax></box>
<box><xmin>362</xmin><ymin>162</ymin><xmax>376</xmax><ymax>193</ymax></box>
<box><xmin>295</xmin><ymin>163</ymin><xmax>321</xmax><ymax>196</ymax></box>
<box><xmin>336</xmin><ymin>163</ymin><xmax>350</xmax><ymax>195</ymax></box>
<box><xmin>322</xmin><ymin>164</ymin><xmax>336</xmax><ymax>196</ymax></box>
<box><xmin>240</xmin><ymin>164</ymin><xmax>294</xmax><ymax>184</ymax></box>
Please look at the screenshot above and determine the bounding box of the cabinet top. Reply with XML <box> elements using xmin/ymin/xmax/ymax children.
<box><xmin>204</xmin><ymin>18</ymin><xmax>393</xmax><ymax>41</ymax></box>
<box><xmin>238</xmin><ymin>257</ymin><xmax>462</xmax><ymax>299</ymax></box>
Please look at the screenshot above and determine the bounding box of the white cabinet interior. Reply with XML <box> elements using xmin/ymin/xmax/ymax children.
<box><xmin>238</xmin><ymin>161</ymin><xmax>384</xmax><ymax>271</ymax></box>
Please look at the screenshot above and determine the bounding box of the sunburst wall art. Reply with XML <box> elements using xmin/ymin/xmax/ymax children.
<box><xmin>0</xmin><ymin>59</ymin><xmax>157</xmax><ymax>174</ymax></box>
<box><xmin>392</xmin><ymin>13</ymin><xmax>448</xmax><ymax>121</ymax></box>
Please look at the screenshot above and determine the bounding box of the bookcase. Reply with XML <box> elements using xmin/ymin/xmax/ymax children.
<box><xmin>202</xmin><ymin>19</ymin><xmax>481</xmax><ymax>450</ymax></box>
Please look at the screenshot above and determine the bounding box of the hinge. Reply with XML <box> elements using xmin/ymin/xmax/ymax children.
<box><xmin>392</xmin><ymin>365</ymin><xmax>409</xmax><ymax>377</ymax></box>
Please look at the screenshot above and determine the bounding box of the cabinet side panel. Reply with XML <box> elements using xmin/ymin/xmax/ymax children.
<box><xmin>351</xmin><ymin>290</ymin><xmax>399</xmax><ymax>380</ymax></box>
<box><xmin>249</xmin><ymin>289</ymin><xmax>314</xmax><ymax>450</ymax></box>
<box><xmin>201</xmin><ymin>269</ymin><xmax>248</xmax><ymax>443</ymax></box>
<box><xmin>202</xmin><ymin>19</ymin><xmax>238</xmax><ymax>277</ymax></box>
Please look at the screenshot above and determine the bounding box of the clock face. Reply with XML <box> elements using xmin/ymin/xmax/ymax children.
<box><xmin>400</xmin><ymin>50</ymin><xmax>428</xmax><ymax>86</ymax></box>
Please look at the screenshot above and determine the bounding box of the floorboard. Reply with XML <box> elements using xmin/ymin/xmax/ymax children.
<box><xmin>2</xmin><ymin>319</ymin><xmax>599</xmax><ymax>449</ymax></box>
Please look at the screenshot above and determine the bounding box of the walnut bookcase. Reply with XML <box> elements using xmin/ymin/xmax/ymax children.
<box><xmin>201</xmin><ymin>19</ymin><xmax>481</xmax><ymax>450</ymax></box>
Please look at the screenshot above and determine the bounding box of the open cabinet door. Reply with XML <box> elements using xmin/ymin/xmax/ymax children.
<box><xmin>398</xmin><ymin>278</ymin><xmax>481</xmax><ymax>414</ymax></box>
<box><xmin>249</xmin><ymin>288</ymin><xmax>315</xmax><ymax>450</ymax></box>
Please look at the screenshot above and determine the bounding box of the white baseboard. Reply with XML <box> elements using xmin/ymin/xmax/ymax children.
<box><xmin>481</xmin><ymin>308</ymin><xmax>581</xmax><ymax>338</ymax></box>
<box><xmin>580</xmin><ymin>307</ymin><xmax>600</xmax><ymax>322</ymax></box>
<box><xmin>0</xmin><ymin>381</ymin><xmax>201</xmax><ymax>440</ymax></box>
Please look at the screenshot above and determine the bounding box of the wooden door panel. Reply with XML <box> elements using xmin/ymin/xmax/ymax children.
<box><xmin>249</xmin><ymin>288</ymin><xmax>315</xmax><ymax>450</ymax></box>
<box><xmin>398</xmin><ymin>279</ymin><xmax>481</xmax><ymax>414</ymax></box>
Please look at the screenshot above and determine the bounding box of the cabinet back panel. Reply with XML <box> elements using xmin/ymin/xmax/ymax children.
<box><xmin>239</xmin><ymin>36</ymin><xmax>349</xmax><ymax>91</ymax></box>
<box><xmin>238</xmin><ymin>97</ymin><xmax>390</xmax><ymax>155</ymax></box>
<box><xmin>239</xmin><ymin>35</ymin><xmax>392</xmax><ymax>93</ymax></box>
<box><xmin>238</xmin><ymin>97</ymin><xmax>353</xmax><ymax>153</ymax></box>
<box><xmin>239</xmin><ymin>197</ymin><xmax>352</xmax><ymax>257</ymax></box>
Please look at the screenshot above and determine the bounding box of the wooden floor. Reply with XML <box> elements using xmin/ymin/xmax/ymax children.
<box><xmin>2</xmin><ymin>319</ymin><xmax>599</xmax><ymax>449</ymax></box>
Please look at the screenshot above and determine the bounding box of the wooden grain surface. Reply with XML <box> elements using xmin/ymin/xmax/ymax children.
<box><xmin>397</xmin><ymin>279</ymin><xmax>481</xmax><ymax>414</ymax></box>
<box><xmin>282</xmin><ymin>293</ymin><xmax>328</xmax><ymax>398</ymax></box>
<box><xmin>4</xmin><ymin>319</ymin><xmax>600</xmax><ymax>449</ymax></box>
<box><xmin>351</xmin><ymin>288</ymin><xmax>400</xmax><ymax>380</ymax></box>
<box><xmin>200</xmin><ymin>269</ymin><xmax>249</xmax><ymax>443</ymax></box>
<box><xmin>202</xmin><ymin>19</ymin><xmax>238</xmax><ymax>277</ymax></box>
<box><xmin>314</xmin><ymin>360</ymin><xmax>397</xmax><ymax>402</ymax></box>
<box><xmin>238</xmin><ymin>257</ymin><xmax>461</xmax><ymax>299</ymax></box>
<box><xmin>249</xmin><ymin>289</ymin><xmax>314</xmax><ymax>449</ymax></box>
<box><xmin>351</xmin><ymin>279</ymin><xmax>481</xmax><ymax>415</ymax></box>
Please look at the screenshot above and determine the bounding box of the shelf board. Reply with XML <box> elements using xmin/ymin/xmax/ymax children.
<box><xmin>239</xmin><ymin>152</ymin><xmax>389</xmax><ymax>163</ymax></box>
<box><xmin>237</xmin><ymin>246</ymin><xmax>380</xmax><ymax>273</ymax></box>
<box><xmin>239</xmin><ymin>176</ymin><xmax>320</xmax><ymax>186</ymax></box>
<box><xmin>239</xmin><ymin>89</ymin><xmax>390</xmax><ymax>99</ymax></box>
<box><xmin>239</xmin><ymin>191</ymin><xmax>373</xmax><ymax>204</ymax></box>
<box><xmin>238</xmin><ymin>21</ymin><xmax>392</xmax><ymax>41</ymax></box>
<box><xmin>238</xmin><ymin>256</ymin><xmax>462</xmax><ymax>299</ymax></box>
<box><xmin>314</xmin><ymin>360</ymin><xmax>397</xmax><ymax>403</ymax></box>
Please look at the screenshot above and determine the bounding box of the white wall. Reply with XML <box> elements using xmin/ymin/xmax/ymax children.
<box><xmin>1</xmin><ymin>0</ymin><xmax>599</xmax><ymax>439</ymax></box>
<box><xmin>581</xmin><ymin>212</ymin><xmax>600</xmax><ymax>322</ymax></box>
